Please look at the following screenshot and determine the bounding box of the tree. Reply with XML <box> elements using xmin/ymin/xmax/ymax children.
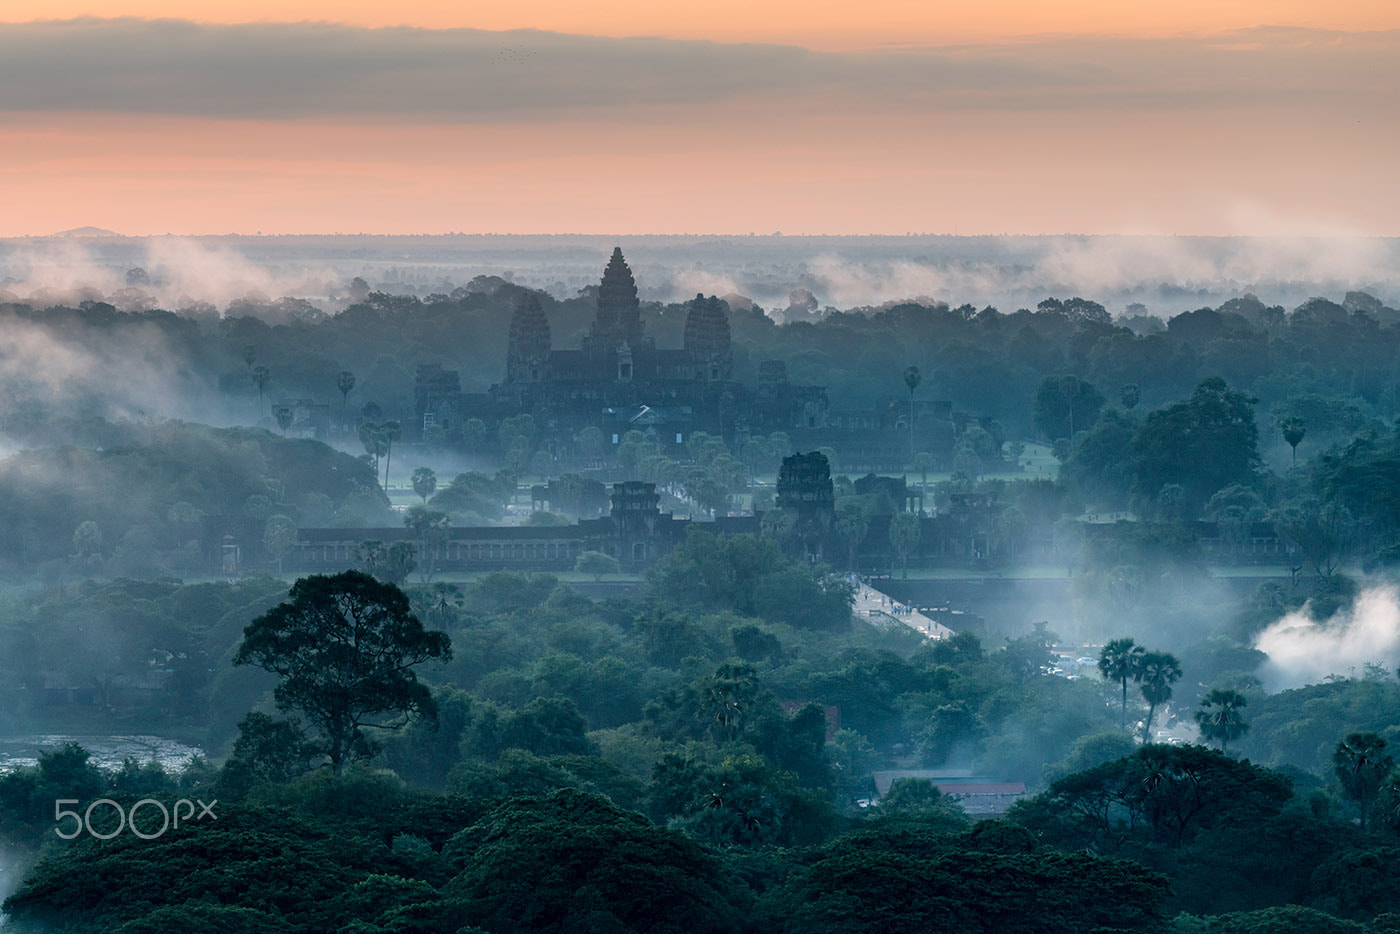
<box><xmin>1098</xmin><ymin>638</ymin><xmax>1146</xmax><ymax>728</ymax></box>
<box><xmin>1194</xmin><ymin>688</ymin><xmax>1249</xmax><ymax>753</ymax></box>
<box><xmin>1138</xmin><ymin>651</ymin><xmax>1183</xmax><ymax>743</ymax></box>
<box><xmin>1129</xmin><ymin>377</ymin><xmax>1259</xmax><ymax>516</ymax></box>
<box><xmin>403</xmin><ymin>506</ymin><xmax>449</xmax><ymax>583</ymax></box>
<box><xmin>1034</xmin><ymin>375</ymin><xmax>1105</xmax><ymax>441</ymax></box>
<box><xmin>1282</xmin><ymin>416</ymin><xmax>1306</xmax><ymax>465</ymax></box>
<box><xmin>575</xmin><ymin>550</ymin><xmax>621</xmax><ymax>580</ymax></box>
<box><xmin>379</xmin><ymin>420</ymin><xmax>402</xmax><ymax>488</ymax></box>
<box><xmin>251</xmin><ymin>365</ymin><xmax>270</xmax><ymax>419</ymax></box>
<box><xmin>452</xmin><ymin>790</ymin><xmax>740</xmax><ymax>934</ymax></box>
<box><xmin>1334</xmin><ymin>732</ymin><xmax>1393</xmax><ymax>830</ymax></box>
<box><xmin>836</xmin><ymin>504</ymin><xmax>870</xmax><ymax>571</ymax></box>
<box><xmin>358</xmin><ymin>421</ymin><xmax>389</xmax><ymax>481</ymax></box>
<box><xmin>903</xmin><ymin>365</ymin><xmax>921</xmax><ymax>463</ymax></box>
<box><xmin>72</xmin><ymin>520</ymin><xmax>103</xmax><ymax>569</ymax></box>
<box><xmin>354</xmin><ymin>539</ymin><xmax>417</xmax><ymax>586</ymax></box>
<box><xmin>336</xmin><ymin>370</ymin><xmax>355</xmax><ymax>430</ymax></box>
<box><xmin>575</xmin><ymin>425</ymin><xmax>605</xmax><ymax>463</ymax></box>
<box><xmin>262</xmin><ymin>514</ymin><xmax>298</xmax><ymax>576</ymax></box>
<box><xmin>889</xmin><ymin>511</ymin><xmax>921</xmax><ymax>579</ymax></box>
<box><xmin>912</xmin><ymin>451</ymin><xmax>934</xmax><ymax>509</ymax></box>
<box><xmin>274</xmin><ymin>404</ymin><xmax>293</xmax><ymax>436</ymax></box>
<box><xmin>233</xmin><ymin>571</ymin><xmax>451</xmax><ymax>774</ymax></box>
<box><xmin>1270</xmin><ymin>496</ymin><xmax>1354</xmax><ymax>581</ymax></box>
<box><xmin>1120</xmin><ymin>383</ymin><xmax>1141</xmax><ymax>411</ymax></box>
<box><xmin>411</xmin><ymin>467</ymin><xmax>437</xmax><ymax>503</ymax></box>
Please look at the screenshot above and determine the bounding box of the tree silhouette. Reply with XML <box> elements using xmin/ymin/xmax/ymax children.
<box><xmin>411</xmin><ymin>467</ymin><xmax>437</xmax><ymax>502</ymax></box>
<box><xmin>1194</xmin><ymin>689</ymin><xmax>1249</xmax><ymax>753</ymax></box>
<box><xmin>250</xmin><ymin>365</ymin><xmax>270</xmax><ymax>419</ymax></box>
<box><xmin>1120</xmin><ymin>383</ymin><xmax>1141</xmax><ymax>411</ymax></box>
<box><xmin>1334</xmin><ymin>731</ymin><xmax>1393</xmax><ymax>830</ymax></box>
<box><xmin>903</xmin><ymin>365</ymin><xmax>921</xmax><ymax>464</ymax></box>
<box><xmin>1098</xmin><ymin>638</ymin><xmax>1146</xmax><ymax>728</ymax></box>
<box><xmin>358</xmin><ymin>421</ymin><xmax>388</xmax><ymax>478</ymax></box>
<box><xmin>889</xmin><ymin>511</ymin><xmax>921</xmax><ymax>579</ymax></box>
<box><xmin>912</xmin><ymin>450</ymin><xmax>934</xmax><ymax>510</ymax></box>
<box><xmin>336</xmin><ymin>370</ymin><xmax>355</xmax><ymax>431</ymax></box>
<box><xmin>233</xmin><ymin>571</ymin><xmax>451</xmax><ymax>774</ymax></box>
<box><xmin>380</xmin><ymin>420</ymin><xmax>402</xmax><ymax>489</ymax></box>
<box><xmin>1282</xmin><ymin>416</ymin><xmax>1306</xmax><ymax>465</ymax></box>
<box><xmin>836</xmin><ymin>504</ymin><xmax>870</xmax><ymax>572</ymax></box>
<box><xmin>274</xmin><ymin>405</ymin><xmax>293</xmax><ymax>436</ymax></box>
<box><xmin>1138</xmin><ymin>651</ymin><xmax>1182</xmax><ymax>743</ymax></box>
<box><xmin>262</xmin><ymin>514</ymin><xmax>297</xmax><ymax>576</ymax></box>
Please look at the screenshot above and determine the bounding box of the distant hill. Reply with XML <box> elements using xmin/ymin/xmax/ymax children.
<box><xmin>50</xmin><ymin>226</ymin><xmax>123</xmax><ymax>238</ymax></box>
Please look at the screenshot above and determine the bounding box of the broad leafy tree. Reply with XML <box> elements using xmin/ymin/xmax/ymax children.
<box><xmin>1129</xmin><ymin>377</ymin><xmax>1259</xmax><ymax>517</ymax></box>
<box><xmin>889</xmin><ymin>511</ymin><xmax>921</xmax><ymax>579</ymax></box>
<box><xmin>411</xmin><ymin>466</ymin><xmax>437</xmax><ymax>502</ymax></box>
<box><xmin>234</xmin><ymin>571</ymin><xmax>451</xmax><ymax>774</ymax></box>
<box><xmin>1034</xmin><ymin>375</ymin><xmax>1105</xmax><ymax>441</ymax></box>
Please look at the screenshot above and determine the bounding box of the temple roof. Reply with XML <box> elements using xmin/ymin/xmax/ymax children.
<box><xmin>683</xmin><ymin>293</ymin><xmax>732</xmax><ymax>359</ymax></box>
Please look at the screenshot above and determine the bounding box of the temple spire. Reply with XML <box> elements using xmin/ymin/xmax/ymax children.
<box><xmin>593</xmin><ymin>247</ymin><xmax>642</xmax><ymax>341</ymax></box>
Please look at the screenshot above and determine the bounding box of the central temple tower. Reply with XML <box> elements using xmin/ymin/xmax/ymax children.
<box><xmin>590</xmin><ymin>247</ymin><xmax>643</xmax><ymax>343</ymax></box>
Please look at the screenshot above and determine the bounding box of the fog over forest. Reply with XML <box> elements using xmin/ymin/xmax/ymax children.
<box><xmin>4</xmin><ymin>234</ymin><xmax>1400</xmax><ymax>932</ymax></box>
<box><xmin>6</xmin><ymin>232</ymin><xmax>1399</xmax><ymax>320</ymax></box>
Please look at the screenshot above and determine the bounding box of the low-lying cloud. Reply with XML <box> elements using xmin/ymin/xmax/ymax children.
<box><xmin>0</xmin><ymin>20</ymin><xmax>1394</xmax><ymax>121</ymax></box>
<box><xmin>1255</xmin><ymin>587</ymin><xmax>1400</xmax><ymax>691</ymax></box>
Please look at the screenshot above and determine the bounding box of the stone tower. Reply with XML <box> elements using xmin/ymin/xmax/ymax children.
<box><xmin>592</xmin><ymin>247</ymin><xmax>643</xmax><ymax>342</ymax></box>
<box><xmin>776</xmin><ymin>451</ymin><xmax>836</xmax><ymax>562</ymax></box>
<box><xmin>506</xmin><ymin>293</ymin><xmax>552</xmax><ymax>383</ymax></box>
<box><xmin>683</xmin><ymin>293</ymin><xmax>732</xmax><ymax>381</ymax></box>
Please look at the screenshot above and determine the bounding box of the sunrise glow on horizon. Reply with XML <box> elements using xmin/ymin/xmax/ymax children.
<box><xmin>0</xmin><ymin>2</ymin><xmax>1396</xmax><ymax>237</ymax></box>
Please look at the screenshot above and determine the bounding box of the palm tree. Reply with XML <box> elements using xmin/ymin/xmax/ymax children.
<box><xmin>412</xmin><ymin>467</ymin><xmax>437</xmax><ymax>503</ymax></box>
<box><xmin>250</xmin><ymin>366</ymin><xmax>270</xmax><ymax>420</ymax></box>
<box><xmin>912</xmin><ymin>451</ymin><xmax>934</xmax><ymax>511</ymax></box>
<box><xmin>1282</xmin><ymin>417</ymin><xmax>1306</xmax><ymax>466</ymax></box>
<box><xmin>903</xmin><ymin>365</ymin><xmax>921</xmax><ymax>464</ymax></box>
<box><xmin>1334</xmin><ymin>732</ymin><xmax>1393</xmax><ymax>830</ymax></box>
<box><xmin>1138</xmin><ymin>651</ymin><xmax>1183</xmax><ymax>743</ymax></box>
<box><xmin>836</xmin><ymin>505</ymin><xmax>870</xmax><ymax>572</ymax></box>
<box><xmin>1098</xmin><ymin>638</ymin><xmax>1146</xmax><ymax>728</ymax></box>
<box><xmin>274</xmin><ymin>405</ymin><xmax>293</xmax><ymax>436</ymax></box>
<box><xmin>336</xmin><ymin>370</ymin><xmax>355</xmax><ymax>432</ymax></box>
<box><xmin>1194</xmin><ymin>689</ymin><xmax>1249</xmax><ymax>753</ymax></box>
<box><xmin>380</xmin><ymin>420</ymin><xmax>402</xmax><ymax>489</ymax></box>
<box><xmin>359</xmin><ymin>421</ymin><xmax>388</xmax><ymax>478</ymax></box>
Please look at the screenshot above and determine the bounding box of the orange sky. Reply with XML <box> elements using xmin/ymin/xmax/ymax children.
<box><xmin>5</xmin><ymin>0</ymin><xmax>1398</xmax><ymax>47</ymax></box>
<box><xmin>0</xmin><ymin>5</ymin><xmax>1396</xmax><ymax>236</ymax></box>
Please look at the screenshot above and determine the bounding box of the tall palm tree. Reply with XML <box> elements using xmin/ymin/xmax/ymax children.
<box><xmin>912</xmin><ymin>451</ymin><xmax>934</xmax><ymax>511</ymax></box>
<box><xmin>1194</xmin><ymin>689</ymin><xmax>1249</xmax><ymax>753</ymax></box>
<box><xmin>1334</xmin><ymin>732</ymin><xmax>1393</xmax><ymax>830</ymax></box>
<box><xmin>1282</xmin><ymin>417</ymin><xmax>1306</xmax><ymax>466</ymax></box>
<box><xmin>274</xmin><ymin>405</ymin><xmax>293</xmax><ymax>436</ymax></box>
<box><xmin>250</xmin><ymin>365</ymin><xmax>270</xmax><ymax>420</ymax></box>
<box><xmin>1098</xmin><ymin>638</ymin><xmax>1146</xmax><ymax>728</ymax></box>
<box><xmin>903</xmin><ymin>365</ymin><xmax>921</xmax><ymax>464</ymax></box>
<box><xmin>336</xmin><ymin>370</ymin><xmax>356</xmax><ymax>432</ymax></box>
<box><xmin>1138</xmin><ymin>651</ymin><xmax>1183</xmax><ymax>743</ymax></box>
